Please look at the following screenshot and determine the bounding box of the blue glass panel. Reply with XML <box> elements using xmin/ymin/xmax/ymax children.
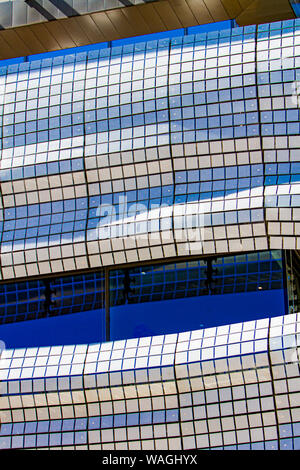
<box><xmin>110</xmin><ymin>251</ymin><xmax>286</xmax><ymax>340</ymax></box>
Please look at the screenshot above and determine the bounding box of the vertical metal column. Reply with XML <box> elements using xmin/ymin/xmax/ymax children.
<box><xmin>105</xmin><ymin>267</ymin><xmax>110</xmax><ymax>342</ymax></box>
<box><xmin>282</xmin><ymin>249</ymin><xmax>290</xmax><ymax>315</ymax></box>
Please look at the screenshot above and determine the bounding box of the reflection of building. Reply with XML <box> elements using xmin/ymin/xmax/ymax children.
<box><xmin>291</xmin><ymin>1</ymin><xmax>300</xmax><ymax>18</ymax></box>
<box><xmin>0</xmin><ymin>1</ymin><xmax>300</xmax><ymax>450</ymax></box>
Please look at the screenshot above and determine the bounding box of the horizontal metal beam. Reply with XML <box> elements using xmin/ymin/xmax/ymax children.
<box><xmin>0</xmin><ymin>0</ymin><xmax>295</xmax><ymax>61</ymax></box>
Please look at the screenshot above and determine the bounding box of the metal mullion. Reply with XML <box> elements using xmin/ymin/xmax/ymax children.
<box><xmin>105</xmin><ymin>266</ymin><xmax>110</xmax><ymax>342</ymax></box>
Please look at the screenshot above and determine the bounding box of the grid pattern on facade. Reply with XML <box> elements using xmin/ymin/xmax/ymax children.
<box><xmin>0</xmin><ymin>250</ymin><xmax>284</xmax><ymax>325</ymax></box>
<box><xmin>0</xmin><ymin>313</ymin><xmax>300</xmax><ymax>450</ymax></box>
<box><xmin>110</xmin><ymin>250</ymin><xmax>284</xmax><ymax>305</ymax></box>
<box><xmin>0</xmin><ymin>20</ymin><xmax>299</xmax><ymax>282</ymax></box>
<box><xmin>0</xmin><ymin>272</ymin><xmax>105</xmax><ymax>325</ymax></box>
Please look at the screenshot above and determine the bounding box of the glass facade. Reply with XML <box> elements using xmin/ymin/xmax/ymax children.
<box><xmin>1</xmin><ymin>314</ymin><xmax>300</xmax><ymax>450</ymax></box>
<box><xmin>285</xmin><ymin>249</ymin><xmax>300</xmax><ymax>313</ymax></box>
<box><xmin>291</xmin><ymin>1</ymin><xmax>300</xmax><ymax>18</ymax></box>
<box><xmin>110</xmin><ymin>250</ymin><xmax>286</xmax><ymax>340</ymax></box>
<box><xmin>0</xmin><ymin>16</ymin><xmax>299</xmax><ymax>451</ymax></box>
<box><xmin>0</xmin><ymin>19</ymin><xmax>299</xmax><ymax>282</ymax></box>
<box><xmin>0</xmin><ymin>249</ymin><xmax>289</xmax><ymax>347</ymax></box>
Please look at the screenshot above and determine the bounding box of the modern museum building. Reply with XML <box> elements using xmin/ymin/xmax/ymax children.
<box><xmin>0</xmin><ymin>0</ymin><xmax>299</xmax><ymax>450</ymax></box>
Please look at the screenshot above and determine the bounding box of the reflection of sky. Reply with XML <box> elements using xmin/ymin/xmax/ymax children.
<box><xmin>1</xmin><ymin>198</ymin><xmax>88</xmax><ymax>250</ymax></box>
<box><xmin>291</xmin><ymin>2</ymin><xmax>300</xmax><ymax>18</ymax></box>
<box><xmin>0</xmin><ymin>288</ymin><xmax>286</xmax><ymax>348</ymax></box>
<box><xmin>0</xmin><ymin>156</ymin><xmax>84</xmax><ymax>181</ymax></box>
<box><xmin>0</xmin><ymin>410</ymin><xmax>180</xmax><ymax>445</ymax></box>
<box><xmin>0</xmin><ymin>23</ymin><xmax>298</xmax><ymax>252</ymax></box>
<box><xmin>0</xmin><ymin>170</ymin><xmax>299</xmax><ymax>248</ymax></box>
<box><xmin>0</xmin><ymin>307</ymin><xmax>105</xmax><ymax>349</ymax></box>
<box><xmin>0</xmin><ymin>21</ymin><xmax>298</xmax><ymax>155</ymax></box>
<box><xmin>111</xmin><ymin>289</ymin><xmax>286</xmax><ymax>341</ymax></box>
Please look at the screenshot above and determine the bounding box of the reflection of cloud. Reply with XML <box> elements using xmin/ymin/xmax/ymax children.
<box><xmin>0</xmin><ymin>341</ymin><xmax>6</xmax><ymax>394</ymax></box>
<box><xmin>0</xmin><ymin>340</ymin><xmax>5</xmax><ymax>355</ymax></box>
<box><xmin>281</xmin><ymin>335</ymin><xmax>300</xmax><ymax>365</ymax></box>
<box><xmin>280</xmin><ymin>52</ymin><xmax>299</xmax><ymax>108</ymax></box>
<box><xmin>290</xmin><ymin>338</ymin><xmax>300</xmax><ymax>364</ymax></box>
<box><xmin>91</xmin><ymin>200</ymin><xmax>206</xmax><ymax>240</ymax></box>
<box><xmin>291</xmin><ymin>347</ymin><xmax>300</xmax><ymax>364</ymax></box>
<box><xmin>0</xmin><ymin>169</ymin><xmax>11</xmax><ymax>182</ymax></box>
<box><xmin>281</xmin><ymin>55</ymin><xmax>295</xmax><ymax>70</ymax></box>
<box><xmin>291</xmin><ymin>81</ymin><xmax>300</xmax><ymax>107</ymax></box>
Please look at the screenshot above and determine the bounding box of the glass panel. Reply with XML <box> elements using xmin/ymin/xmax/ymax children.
<box><xmin>0</xmin><ymin>251</ymin><xmax>294</xmax><ymax>346</ymax></box>
<box><xmin>290</xmin><ymin>1</ymin><xmax>300</xmax><ymax>17</ymax></box>
<box><xmin>0</xmin><ymin>270</ymin><xmax>105</xmax><ymax>348</ymax></box>
<box><xmin>285</xmin><ymin>250</ymin><xmax>300</xmax><ymax>314</ymax></box>
<box><xmin>110</xmin><ymin>250</ymin><xmax>286</xmax><ymax>341</ymax></box>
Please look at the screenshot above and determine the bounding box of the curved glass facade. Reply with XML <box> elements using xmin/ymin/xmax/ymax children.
<box><xmin>0</xmin><ymin>17</ymin><xmax>299</xmax><ymax>451</ymax></box>
<box><xmin>0</xmin><ymin>19</ymin><xmax>299</xmax><ymax>282</ymax></box>
<box><xmin>0</xmin><ymin>249</ymin><xmax>288</xmax><ymax>348</ymax></box>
